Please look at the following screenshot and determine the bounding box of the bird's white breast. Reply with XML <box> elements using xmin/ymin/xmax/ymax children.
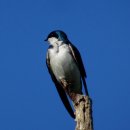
<box><xmin>49</xmin><ymin>43</ymin><xmax>81</xmax><ymax>92</ymax></box>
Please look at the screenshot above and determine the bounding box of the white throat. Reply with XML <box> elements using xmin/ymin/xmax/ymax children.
<box><xmin>48</xmin><ymin>37</ymin><xmax>63</xmax><ymax>47</ymax></box>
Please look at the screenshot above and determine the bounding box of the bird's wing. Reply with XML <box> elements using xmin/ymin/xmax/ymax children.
<box><xmin>46</xmin><ymin>51</ymin><xmax>75</xmax><ymax>119</ymax></box>
<box><xmin>68</xmin><ymin>43</ymin><xmax>89</xmax><ymax>96</ymax></box>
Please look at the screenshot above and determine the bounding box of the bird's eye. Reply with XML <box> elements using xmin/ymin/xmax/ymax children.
<box><xmin>51</xmin><ymin>34</ymin><xmax>54</xmax><ymax>36</ymax></box>
<box><xmin>47</xmin><ymin>32</ymin><xmax>59</xmax><ymax>40</ymax></box>
<box><xmin>49</xmin><ymin>33</ymin><xmax>58</xmax><ymax>38</ymax></box>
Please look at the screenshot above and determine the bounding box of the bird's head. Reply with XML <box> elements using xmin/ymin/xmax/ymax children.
<box><xmin>44</xmin><ymin>30</ymin><xmax>68</xmax><ymax>46</ymax></box>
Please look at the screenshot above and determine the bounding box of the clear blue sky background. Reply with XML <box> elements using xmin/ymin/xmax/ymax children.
<box><xmin>0</xmin><ymin>0</ymin><xmax>130</xmax><ymax>130</ymax></box>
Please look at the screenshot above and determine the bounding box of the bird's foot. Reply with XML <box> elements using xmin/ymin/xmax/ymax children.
<box><xmin>60</xmin><ymin>78</ymin><xmax>71</xmax><ymax>91</ymax></box>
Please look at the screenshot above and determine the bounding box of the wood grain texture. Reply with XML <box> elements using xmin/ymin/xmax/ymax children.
<box><xmin>73</xmin><ymin>95</ymin><xmax>93</xmax><ymax>130</ymax></box>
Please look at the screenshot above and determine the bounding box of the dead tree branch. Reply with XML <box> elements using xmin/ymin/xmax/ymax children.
<box><xmin>73</xmin><ymin>95</ymin><xmax>93</xmax><ymax>130</ymax></box>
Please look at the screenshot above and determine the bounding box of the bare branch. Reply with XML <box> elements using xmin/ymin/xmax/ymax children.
<box><xmin>73</xmin><ymin>95</ymin><xmax>93</xmax><ymax>130</ymax></box>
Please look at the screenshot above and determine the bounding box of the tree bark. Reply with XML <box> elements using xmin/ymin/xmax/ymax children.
<box><xmin>73</xmin><ymin>95</ymin><xmax>93</xmax><ymax>130</ymax></box>
<box><xmin>60</xmin><ymin>78</ymin><xmax>93</xmax><ymax>130</ymax></box>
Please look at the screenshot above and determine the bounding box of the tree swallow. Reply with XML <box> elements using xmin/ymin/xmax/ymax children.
<box><xmin>45</xmin><ymin>30</ymin><xmax>88</xmax><ymax>118</ymax></box>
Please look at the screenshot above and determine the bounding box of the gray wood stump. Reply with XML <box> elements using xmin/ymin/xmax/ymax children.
<box><xmin>73</xmin><ymin>95</ymin><xmax>93</xmax><ymax>130</ymax></box>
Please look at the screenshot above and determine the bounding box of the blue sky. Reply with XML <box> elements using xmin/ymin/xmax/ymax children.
<box><xmin>0</xmin><ymin>0</ymin><xmax>130</xmax><ymax>129</ymax></box>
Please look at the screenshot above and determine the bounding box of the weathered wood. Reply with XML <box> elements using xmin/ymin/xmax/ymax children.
<box><xmin>73</xmin><ymin>95</ymin><xmax>93</xmax><ymax>130</ymax></box>
<box><xmin>60</xmin><ymin>78</ymin><xmax>93</xmax><ymax>130</ymax></box>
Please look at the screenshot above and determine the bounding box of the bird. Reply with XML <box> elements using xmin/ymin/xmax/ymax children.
<box><xmin>45</xmin><ymin>30</ymin><xmax>88</xmax><ymax>119</ymax></box>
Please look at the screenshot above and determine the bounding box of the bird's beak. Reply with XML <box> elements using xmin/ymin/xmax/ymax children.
<box><xmin>44</xmin><ymin>38</ymin><xmax>47</xmax><ymax>41</ymax></box>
